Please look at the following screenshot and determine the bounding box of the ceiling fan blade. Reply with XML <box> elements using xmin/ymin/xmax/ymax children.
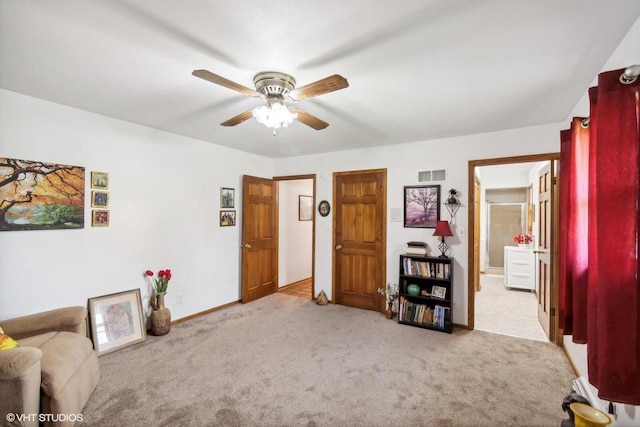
<box><xmin>221</xmin><ymin>110</ymin><xmax>254</xmax><ymax>127</ymax></box>
<box><xmin>290</xmin><ymin>108</ymin><xmax>329</xmax><ymax>130</ymax></box>
<box><xmin>192</xmin><ymin>70</ymin><xmax>262</xmax><ymax>98</ymax></box>
<box><xmin>288</xmin><ymin>75</ymin><xmax>349</xmax><ymax>102</ymax></box>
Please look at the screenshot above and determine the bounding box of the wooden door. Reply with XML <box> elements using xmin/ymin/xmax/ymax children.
<box><xmin>333</xmin><ymin>169</ymin><xmax>386</xmax><ymax>312</ymax></box>
<box><xmin>474</xmin><ymin>176</ymin><xmax>481</xmax><ymax>291</ymax></box>
<box><xmin>536</xmin><ymin>163</ymin><xmax>554</xmax><ymax>340</ymax></box>
<box><xmin>241</xmin><ymin>175</ymin><xmax>277</xmax><ymax>303</ymax></box>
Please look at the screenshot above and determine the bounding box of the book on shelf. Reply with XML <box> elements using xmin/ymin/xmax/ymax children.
<box><xmin>405</xmin><ymin>247</ymin><xmax>428</xmax><ymax>256</ymax></box>
<box><xmin>398</xmin><ymin>296</ymin><xmax>443</xmax><ymax>328</ymax></box>
<box><xmin>407</xmin><ymin>241</ymin><xmax>427</xmax><ymax>248</ymax></box>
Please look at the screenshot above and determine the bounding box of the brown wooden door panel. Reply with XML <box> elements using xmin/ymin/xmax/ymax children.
<box><xmin>334</xmin><ymin>170</ymin><xmax>386</xmax><ymax>312</ymax></box>
<box><xmin>242</xmin><ymin>175</ymin><xmax>277</xmax><ymax>303</ymax></box>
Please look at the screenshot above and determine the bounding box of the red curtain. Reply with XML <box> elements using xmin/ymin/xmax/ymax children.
<box><xmin>559</xmin><ymin>68</ymin><xmax>640</xmax><ymax>404</ymax></box>
<box><xmin>559</xmin><ymin>118</ymin><xmax>590</xmax><ymax>343</ymax></box>
<box><xmin>559</xmin><ymin>129</ymin><xmax>572</xmax><ymax>333</ymax></box>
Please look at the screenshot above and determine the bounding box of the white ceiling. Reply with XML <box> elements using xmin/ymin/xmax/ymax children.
<box><xmin>2</xmin><ymin>1</ymin><xmax>639</xmax><ymax>159</ymax></box>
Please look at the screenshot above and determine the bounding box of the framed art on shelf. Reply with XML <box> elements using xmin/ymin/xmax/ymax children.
<box><xmin>92</xmin><ymin>210</ymin><xmax>110</xmax><ymax>227</ymax></box>
<box><xmin>404</xmin><ymin>185</ymin><xmax>440</xmax><ymax>228</ymax></box>
<box><xmin>431</xmin><ymin>285</ymin><xmax>447</xmax><ymax>299</ymax></box>
<box><xmin>88</xmin><ymin>289</ymin><xmax>146</xmax><ymax>356</ymax></box>
<box><xmin>91</xmin><ymin>191</ymin><xmax>109</xmax><ymax>208</ymax></box>
<box><xmin>91</xmin><ymin>171</ymin><xmax>109</xmax><ymax>189</ymax></box>
<box><xmin>220</xmin><ymin>210</ymin><xmax>236</xmax><ymax>227</ymax></box>
<box><xmin>299</xmin><ymin>195</ymin><xmax>313</xmax><ymax>221</ymax></box>
<box><xmin>221</xmin><ymin>187</ymin><xmax>235</xmax><ymax>209</ymax></box>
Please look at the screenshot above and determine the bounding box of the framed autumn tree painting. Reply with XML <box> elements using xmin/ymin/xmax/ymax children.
<box><xmin>0</xmin><ymin>157</ymin><xmax>85</xmax><ymax>231</ymax></box>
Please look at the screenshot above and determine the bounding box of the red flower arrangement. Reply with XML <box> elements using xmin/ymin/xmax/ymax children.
<box><xmin>513</xmin><ymin>233</ymin><xmax>533</xmax><ymax>245</ymax></box>
<box><xmin>145</xmin><ymin>269</ymin><xmax>172</xmax><ymax>293</ymax></box>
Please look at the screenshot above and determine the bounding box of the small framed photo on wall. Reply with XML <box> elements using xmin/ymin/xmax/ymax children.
<box><xmin>221</xmin><ymin>187</ymin><xmax>235</xmax><ymax>209</ymax></box>
<box><xmin>220</xmin><ymin>210</ymin><xmax>236</xmax><ymax>227</ymax></box>
<box><xmin>92</xmin><ymin>210</ymin><xmax>110</xmax><ymax>227</ymax></box>
<box><xmin>91</xmin><ymin>171</ymin><xmax>109</xmax><ymax>189</ymax></box>
<box><xmin>299</xmin><ymin>195</ymin><xmax>313</xmax><ymax>221</ymax></box>
<box><xmin>91</xmin><ymin>191</ymin><xmax>109</xmax><ymax>208</ymax></box>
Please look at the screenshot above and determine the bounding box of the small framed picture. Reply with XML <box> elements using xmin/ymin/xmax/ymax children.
<box><xmin>92</xmin><ymin>210</ymin><xmax>110</xmax><ymax>227</ymax></box>
<box><xmin>299</xmin><ymin>195</ymin><xmax>313</xmax><ymax>221</ymax></box>
<box><xmin>221</xmin><ymin>187</ymin><xmax>235</xmax><ymax>209</ymax></box>
<box><xmin>91</xmin><ymin>171</ymin><xmax>109</xmax><ymax>189</ymax></box>
<box><xmin>431</xmin><ymin>285</ymin><xmax>447</xmax><ymax>299</ymax></box>
<box><xmin>220</xmin><ymin>210</ymin><xmax>236</xmax><ymax>227</ymax></box>
<box><xmin>88</xmin><ymin>289</ymin><xmax>146</xmax><ymax>356</ymax></box>
<box><xmin>91</xmin><ymin>191</ymin><xmax>109</xmax><ymax>208</ymax></box>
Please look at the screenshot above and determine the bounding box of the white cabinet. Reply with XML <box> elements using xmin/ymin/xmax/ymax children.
<box><xmin>504</xmin><ymin>246</ymin><xmax>535</xmax><ymax>291</ymax></box>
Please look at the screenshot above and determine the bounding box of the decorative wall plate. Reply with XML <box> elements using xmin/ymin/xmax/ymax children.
<box><xmin>318</xmin><ymin>200</ymin><xmax>331</xmax><ymax>217</ymax></box>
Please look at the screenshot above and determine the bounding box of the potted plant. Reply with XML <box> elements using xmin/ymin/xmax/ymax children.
<box><xmin>513</xmin><ymin>233</ymin><xmax>533</xmax><ymax>247</ymax></box>
<box><xmin>377</xmin><ymin>283</ymin><xmax>399</xmax><ymax>319</ymax></box>
<box><xmin>447</xmin><ymin>188</ymin><xmax>459</xmax><ymax>204</ymax></box>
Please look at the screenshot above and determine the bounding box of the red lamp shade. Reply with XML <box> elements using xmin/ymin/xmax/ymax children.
<box><xmin>433</xmin><ymin>220</ymin><xmax>453</xmax><ymax>257</ymax></box>
<box><xmin>432</xmin><ymin>220</ymin><xmax>453</xmax><ymax>237</ymax></box>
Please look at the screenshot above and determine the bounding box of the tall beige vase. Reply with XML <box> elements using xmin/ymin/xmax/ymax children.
<box><xmin>150</xmin><ymin>292</ymin><xmax>171</xmax><ymax>336</ymax></box>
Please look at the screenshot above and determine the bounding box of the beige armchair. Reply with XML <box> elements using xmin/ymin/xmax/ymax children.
<box><xmin>0</xmin><ymin>307</ymin><xmax>99</xmax><ymax>427</ymax></box>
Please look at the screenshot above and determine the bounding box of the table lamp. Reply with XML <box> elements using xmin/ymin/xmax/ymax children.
<box><xmin>433</xmin><ymin>220</ymin><xmax>453</xmax><ymax>258</ymax></box>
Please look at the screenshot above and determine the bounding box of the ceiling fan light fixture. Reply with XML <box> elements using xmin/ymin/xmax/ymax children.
<box><xmin>252</xmin><ymin>101</ymin><xmax>298</xmax><ymax>130</ymax></box>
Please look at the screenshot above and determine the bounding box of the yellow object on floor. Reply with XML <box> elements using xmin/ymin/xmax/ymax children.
<box><xmin>570</xmin><ymin>402</ymin><xmax>612</xmax><ymax>427</ymax></box>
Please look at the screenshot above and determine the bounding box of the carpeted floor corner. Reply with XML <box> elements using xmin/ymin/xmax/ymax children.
<box><xmin>80</xmin><ymin>293</ymin><xmax>575</xmax><ymax>426</ymax></box>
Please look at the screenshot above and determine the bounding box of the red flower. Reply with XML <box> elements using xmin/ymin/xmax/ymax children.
<box><xmin>513</xmin><ymin>233</ymin><xmax>533</xmax><ymax>244</ymax></box>
<box><xmin>146</xmin><ymin>268</ymin><xmax>172</xmax><ymax>293</ymax></box>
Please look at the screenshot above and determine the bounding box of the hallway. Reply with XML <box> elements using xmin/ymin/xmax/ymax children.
<box><xmin>475</xmin><ymin>273</ymin><xmax>547</xmax><ymax>341</ymax></box>
<box><xmin>278</xmin><ymin>279</ymin><xmax>312</xmax><ymax>299</ymax></box>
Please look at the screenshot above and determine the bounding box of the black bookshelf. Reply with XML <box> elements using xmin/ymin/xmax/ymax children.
<box><xmin>398</xmin><ymin>254</ymin><xmax>453</xmax><ymax>333</ymax></box>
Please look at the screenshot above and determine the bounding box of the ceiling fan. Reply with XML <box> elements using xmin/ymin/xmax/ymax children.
<box><xmin>192</xmin><ymin>70</ymin><xmax>349</xmax><ymax>133</ymax></box>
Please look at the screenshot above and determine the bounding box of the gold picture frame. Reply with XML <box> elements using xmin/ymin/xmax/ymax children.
<box><xmin>91</xmin><ymin>191</ymin><xmax>109</xmax><ymax>208</ymax></box>
<box><xmin>91</xmin><ymin>171</ymin><xmax>109</xmax><ymax>189</ymax></box>
<box><xmin>88</xmin><ymin>289</ymin><xmax>146</xmax><ymax>356</ymax></box>
<box><xmin>91</xmin><ymin>210</ymin><xmax>110</xmax><ymax>227</ymax></box>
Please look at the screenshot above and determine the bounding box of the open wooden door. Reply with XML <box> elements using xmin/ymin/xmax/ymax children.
<box><xmin>474</xmin><ymin>175</ymin><xmax>481</xmax><ymax>292</ymax></box>
<box><xmin>241</xmin><ymin>175</ymin><xmax>277</xmax><ymax>303</ymax></box>
<box><xmin>536</xmin><ymin>162</ymin><xmax>554</xmax><ymax>340</ymax></box>
<box><xmin>333</xmin><ymin>169</ymin><xmax>386</xmax><ymax>312</ymax></box>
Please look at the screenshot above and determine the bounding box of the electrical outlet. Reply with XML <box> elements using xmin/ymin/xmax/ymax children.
<box><xmin>458</xmin><ymin>226</ymin><xmax>465</xmax><ymax>238</ymax></box>
<box><xmin>177</xmin><ymin>293</ymin><xmax>183</xmax><ymax>304</ymax></box>
<box><xmin>453</xmin><ymin>299</ymin><xmax>458</xmax><ymax>308</ymax></box>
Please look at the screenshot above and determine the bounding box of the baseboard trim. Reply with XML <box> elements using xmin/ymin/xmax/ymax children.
<box><xmin>561</xmin><ymin>341</ymin><xmax>581</xmax><ymax>377</ymax></box>
<box><xmin>454</xmin><ymin>322</ymin><xmax>472</xmax><ymax>330</ymax></box>
<box><xmin>279</xmin><ymin>277</ymin><xmax>312</xmax><ymax>289</ymax></box>
<box><xmin>170</xmin><ymin>300</ymin><xmax>240</xmax><ymax>326</ymax></box>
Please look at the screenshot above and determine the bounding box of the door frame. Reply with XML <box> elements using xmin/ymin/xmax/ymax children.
<box><xmin>467</xmin><ymin>153</ymin><xmax>561</xmax><ymax>344</ymax></box>
<box><xmin>273</xmin><ymin>174</ymin><xmax>317</xmax><ymax>300</ymax></box>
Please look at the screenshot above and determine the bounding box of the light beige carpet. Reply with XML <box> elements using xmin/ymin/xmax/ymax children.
<box><xmin>81</xmin><ymin>292</ymin><xmax>574</xmax><ymax>426</ymax></box>
<box><xmin>475</xmin><ymin>273</ymin><xmax>548</xmax><ymax>342</ymax></box>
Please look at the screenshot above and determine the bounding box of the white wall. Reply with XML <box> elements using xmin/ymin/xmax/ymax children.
<box><xmin>273</xmin><ymin>122</ymin><xmax>564</xmax><ymax>325</ymax></box>
<box><xmin>0</xmin><ymin>89</ymin><xmax>272</xmax><ymax>321</ymax></box>
<box><xmin>277</xmin><ymin>179</ymin><xmax>313</xmax><ymax>287</ymax></box>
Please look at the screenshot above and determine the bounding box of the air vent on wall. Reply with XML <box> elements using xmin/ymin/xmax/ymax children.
<box><xmin>417</xmin><ymin>169</ymin><xmax>447</xmax><ymax>183</ymax></box>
